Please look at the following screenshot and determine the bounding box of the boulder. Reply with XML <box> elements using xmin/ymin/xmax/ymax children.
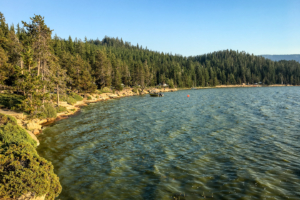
<box><xmin>33</xmin><ymin>129</ymin><xmax>40</xmax><ymax>135</ymax></box>
<box><xmin>108</xmin><ymin>94</ymin><xmax>118</xmax><ymax>99</ymax></box>
<box><xmin>39</xmin><ymin>119</ymin><xmax>48</xmax><ymax>124</ymax></box>
<box><xmin>14</xmin><ymin>192</ymin><xmax>45</xmax><ymax>200</ymax></box>
<box><xmin>26</xmin><ymin>122</ymin><xmax>42</xmax><ymax>131</ymax></box>
<box><xmin>26</xmin><ymin>130</ymin><xmax>40</xmax><ymax>146</ymax></box>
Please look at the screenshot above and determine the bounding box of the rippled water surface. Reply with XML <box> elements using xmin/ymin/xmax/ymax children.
<box><xmin>37</xmin><ymin>87</ymin><xmax>300</xmax><ymax>200</ymax></box>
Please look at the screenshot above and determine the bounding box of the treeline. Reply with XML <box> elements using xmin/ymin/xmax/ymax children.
<box><xmin>1</xmin><ymin>13</ymin><xmax>300</xmax><ymax>111</ymax></box>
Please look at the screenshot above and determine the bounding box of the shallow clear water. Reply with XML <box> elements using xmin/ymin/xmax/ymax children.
<box><xmin>37</xmin><ymin>87</ymin><xmax>300</xmax><ymax>200</ymax></box>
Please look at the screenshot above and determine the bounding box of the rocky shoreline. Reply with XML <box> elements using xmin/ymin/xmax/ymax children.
<box><xmin>0</xmin><ymin>84</ymin><xmax>294</xmax><ymax>146</ymax></box>
<box><xmin>0</xmin><ymin>88</ymin><xmax>177</xmax><ymax>147</ymax></box>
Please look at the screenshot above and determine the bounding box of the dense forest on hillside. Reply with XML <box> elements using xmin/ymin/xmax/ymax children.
<box><xmin>1</xmin><ymin>13</ymin><xmax>300</xmax><ymax>113</ymax></box>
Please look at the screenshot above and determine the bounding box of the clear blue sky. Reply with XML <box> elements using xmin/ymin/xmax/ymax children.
<box><xmin>1</xmin><ymin>0</ymin><xmax>299</xmax><ymax>56</ymax></box>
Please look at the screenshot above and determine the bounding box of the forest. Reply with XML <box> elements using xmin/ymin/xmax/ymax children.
<box><xmin>1</xmin><ymin>12</ymin><xmax>300</xmax><ymax>114</ymax></box>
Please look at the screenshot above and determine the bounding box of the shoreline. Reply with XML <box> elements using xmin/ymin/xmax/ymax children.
<box><xmin>3</xmin><ymin>87</ymin><xmax>177</xmax><ymax>145</ymax></box>
<box><xmin>0</xmin><ymin>84</ymin><xmax>296</xmax><ymax>145</ymax></box>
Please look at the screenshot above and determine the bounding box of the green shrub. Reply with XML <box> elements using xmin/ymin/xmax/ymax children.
<box><xmin>56</xmin><ymin>106</ymin><xmax>67</xmax><ymax>113</ymax></box>
<box><xmin>101</xmin><ymin>87</ymin><xmax>111</xmax><ymax>93</ymax></box>
<box><xmin>96</xmin><ymin>90</ymin><xmax>103</xmax><ymax>94</ymax></box>
<box><xmin>67</xmin><ymin>97</ymin><xmax>76</xmax><ymax>105</ymax></box>
<box><xmin>0</xmin><ymin>123</ymin><xmax>37</xmax><ymax>148</ymax></box>
<box><xmin>0</xmin><ymin>114</ymin><xmax>37</xmax><ymax>147</ymax></box>
<box><xmin>132</xmin><ymin>88</ymin><xmax>138</xmax><ymax>93</ymax></box>
<box><xmin>0</xmin><ymin>114</ymin><xmax>61</xmax><ymax>199</ymax></box>
<box><xmin>0</xmin><ymin>142</ymin><xmax>62</xmax><ymax>200</ymax></box>
<box><xmin>70</xmin><ymin>93</ymin><xmax>83</xmax><ymax>101</ymax></box>
<box><xmin>43</xmin><ymin>103</ymin><xmax>57</xmax><ymax>118</ymax></box>
<box><xmin>51</xmin><ymin>94</ymin><xmax>57</xmax><ymax>102</ymax></box>
<box><xmin>59</xmin><ymin>94</ymin><xmax>68</xmax><ymax>102</ymax></box>
<box><xmin>0</xmin><ymin>94</ymin><xmax>24</xmax><ymax>111</ymax></box>
<box><xmin>87</xmin><ymin>95</ymin><xmax>92</xmax><ymax>100</ymax></box>
<box><xmin>115</xmin><ymin>84</ymin><xmax>123</xmax><ymax>91</ymax></box>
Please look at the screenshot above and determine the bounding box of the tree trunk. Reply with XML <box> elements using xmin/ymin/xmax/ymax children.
<box><xmin>21</xmin><ymin>59</ymin><xmax>23</xmax><ymax>75</ymax></box>
<box><xmin>38</xmin><ymin>59</ymin><xmax>40</xmax><ymax>76</ymax></box>
<box><xmin>42</xmin><ymin>85</ymin><xmax>45</xmax><ymax>106</ymax></box>
<box><xmin>57</xmin><ymin>84</ymin><xmax>59</xmax><ymax>106</ymax></box>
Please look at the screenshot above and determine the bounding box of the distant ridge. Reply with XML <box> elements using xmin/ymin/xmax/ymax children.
<box><xmin>261</xmin><ymin>54</ymin><xmax>300</xmax><ymax>63</ymax></box>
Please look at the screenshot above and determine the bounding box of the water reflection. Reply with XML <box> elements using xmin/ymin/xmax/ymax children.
<box><xmin>37</xmin><ymin>87</ymin><xmax>300</xmax><ymax>199</ymax></box>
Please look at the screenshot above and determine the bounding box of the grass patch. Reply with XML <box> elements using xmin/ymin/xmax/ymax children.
<box><xmin>100</xmin><ymin>87</ymin><xmax>111</xmax><ymax>93</ymax></box>
<box><xmin>69</xmin><ymin>93</ymin><xmax>83</xmax><ymax>101</ymax></box>
<box><xmin>56</xmin><ymin>106</ymin><xmax>67</xmax><ymax>113</ymax></box>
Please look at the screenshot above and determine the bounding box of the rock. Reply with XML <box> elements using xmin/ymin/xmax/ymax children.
<box><xmin>108</xmin><ymin>94</ymin><xmax>118</xmax><ymax>99</ymax></box>
<box><xmin>39</xmin><ymin>119</ymin><xmax>48</xmax><ymax>124</ymax></box>
<box><xmin>33</xmin><ymin>129</ymin><xmax>40</xmax><ymax>135</ymax></box>
<box><xmin>15</xmin><ymin>192</ymin><xmax>45</xmax><ymax>200</ymax></box>
<box><xmin>32</xmin><ymin>119</ymin><xmax>40</xmax><ymax>124</ymax></box>
<box><xmin>26</xmin><ymin>122</ymin><xmax>42</xmax><ymax>131</ymax></box>
<box><xmin>47</xmin><ymin>118</ymin><xmax>56</xmax><ymax>122</ymax></box>
<box><xmin>26</xmin><ymin>130</ymin><xmax>40</xmax><ymax>146</ymax></box>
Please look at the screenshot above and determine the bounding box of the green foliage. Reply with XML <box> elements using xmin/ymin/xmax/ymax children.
<box><xmin>101</xmin><ymin>87</ymin><xmax>112</xmax><ymax>93</ymax></box>
<box><xmin>0</xmin><ymin>142</ymin><xmax>62</xmax><ymax>200</ymax></box>
<box><xmin>70</xmin><ymin>92</ymin><xmax>83</xmax><ymax>101</ymax></box>
<box><xmin>59</xmin><ymin>94</ymin><xmax>77</xmax><ymax>105</ymax></box>
<box><xmin>87</xmin><ymin>95</ymin><xmax>92</xmax><ymax>100</ymax></box>
<box><xmin>115</xmin><ymin>84</ymin><xmax>123</xmax><ymax>91</ymax></box>
<box><xmin>96</xmin><ymin>90</ymin><xmax>103</xmax><ymax>94</ymax></box>
<box><xmin>59</xmin><ymin>94</ymin><xmax>68</xmax><ymax>102</ymax></box>
<box><xmin>132</xmin><ymin>88</ymin><xmax>138</xmax><ymax>93</ymax></box>
<box><xmin>43</xmin><ymin>103</ymin><xmax>57</xmax><ymax>118</ymax></box>
<box><xmin>56</xmin><ymin>106</ymin><xmax>67</xmax><ymax>113</ymax></box>
<box><xmin>0</xmin><ymin>113</ymin><xmax>61</xmax><ymax>199</ymax></box>
<box><xmin>0</xmin><ymin>94</ymin><xmax>24</xmax><ymax>111</ymax></box>
<box><xmin>0</xmin><ymin>118</ymin><xmax>36</xmax><ymax>148</ymax></box>
<box><xmin>67</xmin><ymin>97</ymin><xmax>76</xmax><ymax>105</ymax></box>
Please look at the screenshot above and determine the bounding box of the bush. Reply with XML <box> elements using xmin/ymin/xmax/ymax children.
<box><xmin>56</xmin><ymin>106</ymin><xmax>67</xmax><ymax>113</ymax></box>
<box><xmin>101</xmin><ymin>87</ymin><xmax>111</xmax><ymax>93</ymax></box>
<box><xmin>132</xmin><ymin>88</ymin><xmax>138</xmax><ymax>93</ymax></box>
<box><xmin>0</xmin><ymin>113</ymin><xmax>37</xmax><ymax>148</ymax></box>
<box><xmin>0</xmin><ymin>114</ymin><xmax>61</xmax><ymax>200</ymax></box>
<box><xmin>70</xmin><ymin>93</ymin><xmax>83</xmax><ymax>101</ymax></box>
<box><xmin>115</xmin><ymin>84</ymin><xmax>123</xmax><ymax>91</ymax></box>
<box><xmin>87</xmin><ymin>95</ymin><xmax>92</xmax><ymax>100</ymax></box>
<box><xmin>51</xmin><ymin>94</ymin><xmax>57</xmax><ymax>102</ymax></box>
<box><xmin>59</xmin><ymin>94</ymin><xmax>68</xmax><ymax>102</ymax></box>
<box><xmin>67</xmin><ymin>97</ymin><xmax>76</xmax><ymax>105</ymax></box>
<box><xmin>43</xmin><ymin>103</ymin><xmax>57</xmax><ymax>118</ymax></box>
<box><xmin>0</xmin><ymin>94</ymin><xmax>24</xmax><ymax>111</ymax></box>
<box><xmin>0</xmin><ymin>142</ymin><xmax>62</xmax><ymax>200</ymax></box>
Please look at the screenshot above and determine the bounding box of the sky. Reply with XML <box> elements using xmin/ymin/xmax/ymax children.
<box><xmin>1</xmin><ymin>0</ymin><xmax>299</xmax><ymax>57</ymax></box>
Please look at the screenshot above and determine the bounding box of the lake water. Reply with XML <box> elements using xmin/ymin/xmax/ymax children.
<box><xmin>37</xmin><ymin>87</ymin><xmax>300</xmax><ymax>200</ymax></box>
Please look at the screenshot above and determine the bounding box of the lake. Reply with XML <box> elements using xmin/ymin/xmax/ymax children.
<box><xmin>37</xmin><ymin>87</ymin><xmax>300</xmax><ymax>199</ymax></box>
